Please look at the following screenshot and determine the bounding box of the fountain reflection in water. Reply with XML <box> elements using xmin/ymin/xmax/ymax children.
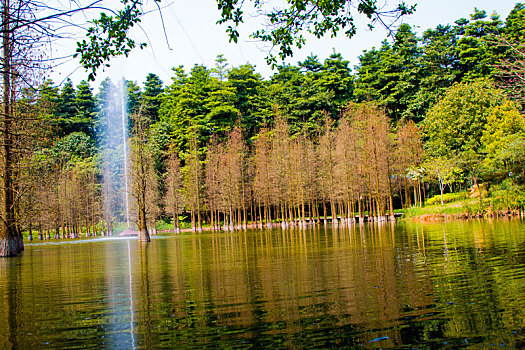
<box><xmin>127</xmin><ymin>239</ymin><xmax>136</xmax><ymax>349</ymax></box>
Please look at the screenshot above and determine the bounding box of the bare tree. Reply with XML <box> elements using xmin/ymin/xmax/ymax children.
<box><xmin>253</xmin><ymin>127</ymin><xmax>273</xmax><ymax>228</ymax></box>
<box><xmin>494</xmin><ymin>37</ymin><xmax>525</xmax><ymax>106</ymax></box>
<box><xmin>270</xmin><ymin>113</ymin><xmax>292</xmax><ymax>227</ymax></box>
<box><xmin>223</xmin><ymin>126</ymin><xmax>247</xmax><ymax>230</ymax></box>
<box><xmin>166</xmin><ymin>147</ymin><xmax>184</xmax><ymax>233</ymax></box>
<box><xmin>205</xmin><ymin>137</ymin><xmax>220</xmax><ymax>230</ymax></box>
<box><xmin>146</xmin><ymin>161</ymin><xmax>161</xmax><ymax>236</ymax></box>
<box><xmin>396</xmin><ymin>119</ymin><xmax>423</xmax><ymax>208</ymax></box>
<box><xmin>318</xmin><ymin>113</ymin><xmax>337</xmax><ymax>224</ymax></box>
<box><xmin>184</xmin><ymin>130</ymin><xmax>203</xmax><ymax>232</ymax></box>
<box><xmin>130</xmin><ymin>110</ymin><xmax>151</xmax><ymax>242</ymax></box>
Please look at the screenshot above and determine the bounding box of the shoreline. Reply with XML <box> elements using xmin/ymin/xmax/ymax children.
<box><xmin>403</xmin><ymin>210</ymin><xmax>525</xmax><ymax>222</ymax></box>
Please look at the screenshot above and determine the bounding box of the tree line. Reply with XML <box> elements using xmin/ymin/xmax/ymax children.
<box><xmin>10</xmin><ymin>3</ymin><xmax>525</xmax><ymax>238</ymax></box>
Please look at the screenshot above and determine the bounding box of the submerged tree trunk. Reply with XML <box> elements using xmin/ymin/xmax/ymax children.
<box><xmin>196</xmin><ymin>205</ymin><xmax>202</xmax><ymax>233</ymax></box>
<box><xmin>151</xmin><ymin>218</ymin><xmax>157</xmax><ymax>235</ymax></box>
<box><xmin>173</xmin><ymin>208</ymin><xmax>180</xmax><ymax>234</ymax></box>
<box><xmin>137</xmin><ymin>189</ymin><xmax>150</xmax><ymax>241</ymax></box>
<box><xmin>133</xmin><ymin>114</ymin><xmax>151</xmax><ymax>243</ymax></box>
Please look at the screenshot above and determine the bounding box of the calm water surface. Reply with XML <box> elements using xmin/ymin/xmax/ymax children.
<box><xmin>1</xmin><ymin>219</ymin><xmax>525</xmax><ymax>349</ymax></box>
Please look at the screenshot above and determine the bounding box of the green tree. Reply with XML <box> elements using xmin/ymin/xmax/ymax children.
<box><xmin>74</xmin><ymin>80</ymin><xmax>97</xmax><ymax>139</ymax></box>
<box><xmin>414</xmin><ymin>24</ymin><xmax>461</xmax><ymax>117</ymax></box>
<box><xmin>268</xmin><ymin>64</ymin><xmax>307</xmax><ymax>131</ymax></box>
<box><xmin>299</xmin><ymin>54</ymin><xmax>323</xmax><ymax>72</ymax></box>
<box><xmin>424</xmin><ymin>79</ymin><xmax>508</xmax><ymax>205</ymax></box>
<box><xmin>205</xmin><ymin>74</ymin><xmax>239</xmax><ymax>137</ymax></box>
<box><xmin>308</xmin><ymin>53</ymin><xmax>354</xmax><ymax>123</ymax></box>
<box><xmin>355</xmin><ymin>24</ymin><xmax>422</xmax><ymax>121</ymax></box>
<box><xmin>95</xmin><ymin>78</ymin><xmax>115</xmax><ymax>146</ymax></box>
<box><xmin>455</xmin><ymin>9</ymin><xmax>504</xmax><ymax>80</ymax></box>
<box><xmin>159</xmin><ymin>64</ymin><xmax>241</xmax><ymax>153</ymax></box>
<box><xmin>52</xmin><ymin>132</ymin><xmax>95</xmax><ymax>160</ymax></box>
<box><xmin>228</xmin><ymin>64</ymin><xmax>270</xmax><ymax>136</ymax></box>
<box><xmin>159</xmin><ymin>65</ymin><xmax>211</xmax><ymax>153</ymax></box>
<box><xmin>217</xmin><ymin>0</ymin><xmax>414</xmax><ymax>65</ymax></box>
<box><xmin>424</xmin><ymin>79</ymin><xmax>506</xmax><ymax>157</ymax></box>
<box><xmin>316</xmin><ymin>53</ymin><xmax>353</xmax><ymax>107</ymax></box>
<box><xmin>142</xmin><ymin>73</ymin><xmax>164</xmax><ymax>123</ymax></box>
<box><xmin>126</xmin><ymin>80</ymin><xmax>142</xmax><ymax>116</ymax></box>
<box><xmin>37</xmin><ymin>80</ymin><xmax>60</xmax><ymax>147</ymax></box>
<box><xmin>481</xmin><ymin>101</ymin><xmax>525</xmax><ymax>182</ymax></box>
<box><xmin>424</xmin><ymin>157</ymin><xmax>460</xmax><ymax>205</ymax></box>
<box><xmin>503</xmin><ymin>3</ymin><xmax>525</xmax><ymax>43</ymax></box>
<box><xmin>55</xmin><ymin>79</ymin><xmax>77</xmax><ymax>137</ymax></box>
<box><xmin>212</xmin><ymin>54</ymin><xmax>230</xmax><ymax>81</ymax></box>
<box><xmin>75</xmin><ymin>1</ymin><xmax>162</xmax><ymax>80</ymax></box>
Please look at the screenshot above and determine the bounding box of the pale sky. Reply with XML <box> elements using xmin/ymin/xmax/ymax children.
<box><xmin>51</xmin><ymin>0</ymin><xmax>519</xmax><ymax>90</ymax></box>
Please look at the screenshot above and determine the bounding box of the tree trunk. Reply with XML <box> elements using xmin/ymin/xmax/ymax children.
<box><xmin>151</xmin><ymin>217</ymin><xmax>157</xmax><ymax>235</ymax></box>
<box><xmin>137</xmin><ymin>197</ymin><xmax>150</xmax><ymax>242</ymax></box>
<box><xmin>474</xmin><ymin>177</ymin><xmax>483</xmax><ymax>208</ymax></box>
<box><xmin>404</xmin><ymin>178</ymin><xmax>411</xmax><ymax>208</ymax></box>
<box><xmin>38</xmin><ymin>222</ymin><xmax>43</xmax><ymax>240</ymax></box>
<box><xmin>0</xmin><ymin>0</ymin><xmax>22</xmax><ymax>257</ymax></box>
<box><xmin>28</xmin><ymin>223</ymin><xmax>33</xmax><ymax>241</ymax></box>
<box><xmin>229</xmin><ymin>207</ymin><xmax>234</xmax><ymax>231</ymax></box>
<box><xmin>137</xmin><ymin>147</ymin><xmax>150</xmax><ymax>242</ymax></box>
<box><xmin>323</xmin><ymin>201</ymin><xmax>327</xmax><ymax>224</ymax></box>
<box><xmin>173</xmin><ymin>213</ymin><xmax>180</xmax><ymax>234</ymax></box>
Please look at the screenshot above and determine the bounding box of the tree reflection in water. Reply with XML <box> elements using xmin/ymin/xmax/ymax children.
<box><xmin>0</xmin><ymin>220</ymin><xmax>524</xmax><ymax>348</ymax></box>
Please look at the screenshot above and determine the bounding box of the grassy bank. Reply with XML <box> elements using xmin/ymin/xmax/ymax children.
<box><xmin>401</xmin><ymin>192</ymin><xmax>524</xmax><ymax>220</ymax></box>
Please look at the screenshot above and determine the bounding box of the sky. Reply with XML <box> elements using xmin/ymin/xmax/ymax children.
<box><xmin>51</xmin><ymin>0</ymin><xmax>519</xmax><ymax>90</ymax></box>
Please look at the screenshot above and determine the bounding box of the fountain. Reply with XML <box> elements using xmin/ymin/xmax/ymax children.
<box><xmin>99</xmin><ymin>78</ymin><xmax>135</xmax><ymax>236</ymax></box>
<box><xmin>121</xmin><ymin>83</ymin><xmax>131</xmax><ymax>229</ymax></box>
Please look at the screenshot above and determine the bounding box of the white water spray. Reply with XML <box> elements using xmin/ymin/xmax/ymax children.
<box><xmin>100</xmin><ymin>78</ymin><xmax>132</xmax><ymax>233</ymax></box>
<box><xmin>121</xmin><ymin>82</ymin><xmax>130</xmax><ymax>228</ymax></box>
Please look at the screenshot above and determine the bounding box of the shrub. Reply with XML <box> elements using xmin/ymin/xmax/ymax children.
<box><xmin>490</xmin><ymin>180</ymin><xmax>525</xmax><ymax>211</ymax></box>
<box><xmin>426</xmin><ymin>192</ymin><xmax>468</xmax><ymax>206</ymax></box>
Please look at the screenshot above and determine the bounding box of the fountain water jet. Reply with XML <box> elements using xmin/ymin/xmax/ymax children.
<box><xmin>121</xmin><ymin>83</ymin><xmax>130</xmax><ymax>228</ymax></box>
<box><xmin>99</xmin><ymin>78</ymin><xmax>132</xmax><ymax>235</ymax></box>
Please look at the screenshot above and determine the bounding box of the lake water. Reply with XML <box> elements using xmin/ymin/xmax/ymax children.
<box><xmin>1</xmin><ymin>219</ymin><xmax>524</xmax><ymax>349</ymax></box>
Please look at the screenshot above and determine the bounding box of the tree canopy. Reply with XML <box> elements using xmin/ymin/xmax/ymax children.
<box><xmin>216</xmin><ymin>0</ymin><xmax>415</xmax><ymax>65</ymax></box>
<box><xmin>4</xmin><ymin>2</ymin><xmax>525</xmax><ymax>252</ymax></box>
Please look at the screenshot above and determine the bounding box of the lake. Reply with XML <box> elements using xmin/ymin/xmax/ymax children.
<box><xmin>1</xmin><ymin>219</ymin><xmax>524</xmax><ymax>348</ymax></box>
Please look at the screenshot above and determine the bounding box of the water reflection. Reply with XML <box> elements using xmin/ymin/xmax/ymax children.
<box><xmin>0</xmin><ymin>220</ymin><xmax>524</xmax><ymax>348</ymax></box>
<box><xmin>0</xmin><ymin>257</ymin><xmax>20</xmax><ymax>349</ymax></box>
<box><xmin>127</xmin><ymin>240</ymin><xmax>136</xmax><ymax>349</ymax></box>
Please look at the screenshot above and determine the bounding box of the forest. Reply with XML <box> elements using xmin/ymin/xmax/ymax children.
<box><xmin>8</xmin><ymin>4</ymin><xmax>525</xmax><ymax>240</ymax></box>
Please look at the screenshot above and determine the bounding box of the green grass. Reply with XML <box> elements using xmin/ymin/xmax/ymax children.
<box><xmin>156</xmin><ymin>217</ymin><xmax>192</xmax><ymax>231</ymax></box>
<box><xmin>402</xmin><ymin>196</ymin><xmax>487</xmax><ymax>218</ymax></box>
